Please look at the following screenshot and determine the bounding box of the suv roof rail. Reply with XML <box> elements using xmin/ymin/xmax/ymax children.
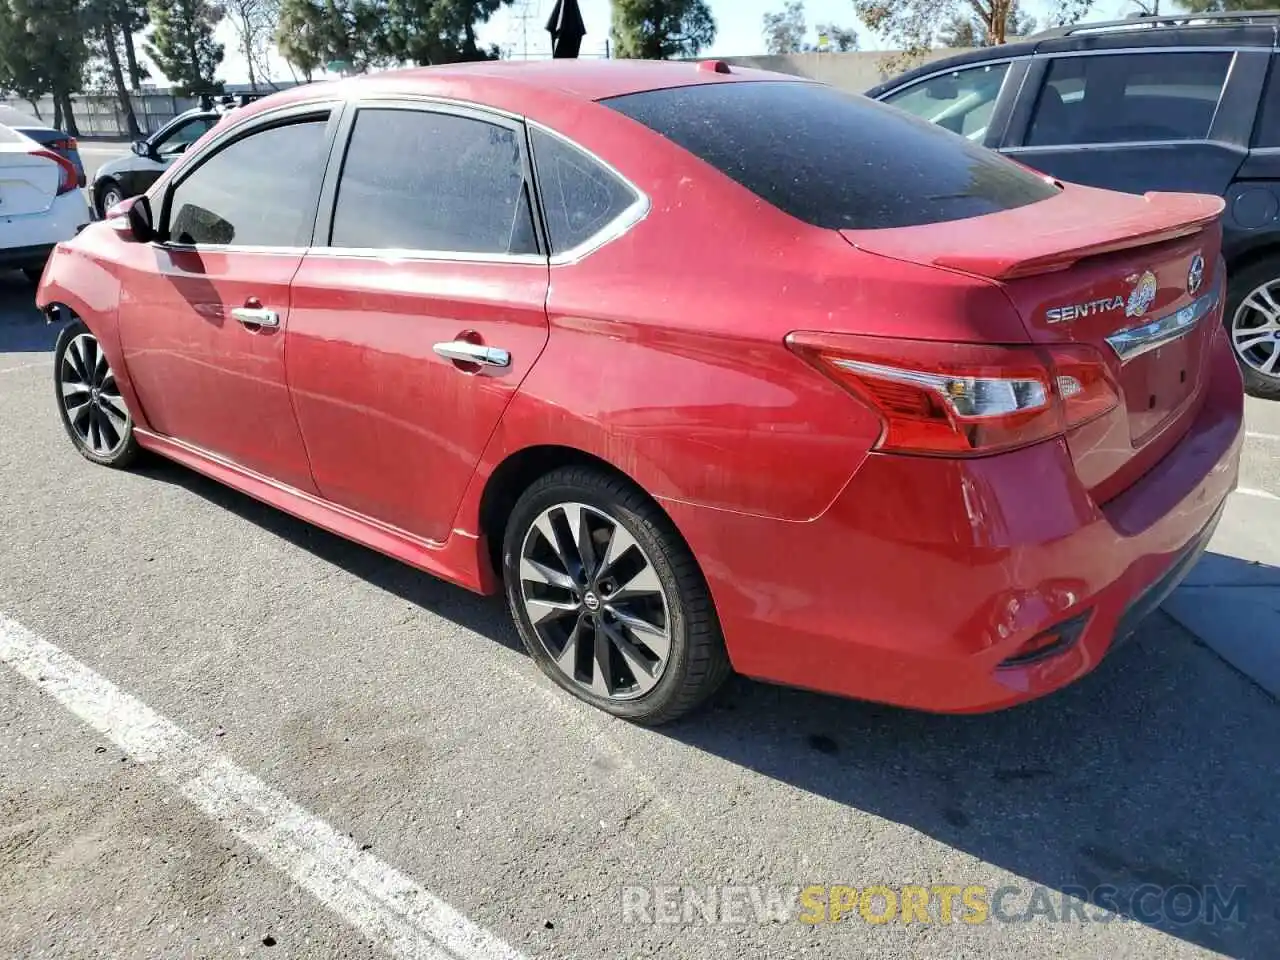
<box><xmin>1030</xmin><ymin>9</ymin><xmax>1280</xmax><ymax>40</ymax></box>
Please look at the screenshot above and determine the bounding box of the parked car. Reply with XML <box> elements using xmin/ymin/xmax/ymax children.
<box><xmin>0</xmin><ymin>106</ymin><xmax>85</xmax><ymax>189</ymax></box>
<box><xmin>868</xmin><ymin>10</ymin><xmax>1280</xmax><ymax>399</ymax></box>
<box><xmin>36</xmin><ymin>62</ymin><xmax>1243</xmax><ymax>724</ymax></box>
<box><xmin>0</xmin><ymin>123</ymin><xmax>90</xmax><ymax>283</ymax></box>
<box><xmin>88</xmin><ymin>95</ymin><xmax>264</xmax><ymax>217</ymax></box>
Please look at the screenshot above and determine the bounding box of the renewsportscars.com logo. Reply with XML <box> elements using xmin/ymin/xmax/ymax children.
<box><xmin>619</xmin><ymin>883</ymin><xmax>1248</xmax><ymax>927</ymax></box>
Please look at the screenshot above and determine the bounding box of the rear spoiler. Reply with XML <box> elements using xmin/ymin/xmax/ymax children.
<box><xmin>842</xmin><ymin>184</ymin><xmax>1225</xmax><ymax>281</ymax></box>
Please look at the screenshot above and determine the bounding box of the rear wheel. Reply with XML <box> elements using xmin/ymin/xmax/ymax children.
<box><xmin>1226</xmin><ymin>255</ymin><xmax>1280</xmax><ymax>400</ymax></box>
<box><xmin>53</xmin><ymin>319</ymin><xmax>139</xmax><ymax>468</ymax></box>
<box><xmin>502</xmin><ymin>466</ymin><xmax>730</xmax><ymax>725</ymax></box>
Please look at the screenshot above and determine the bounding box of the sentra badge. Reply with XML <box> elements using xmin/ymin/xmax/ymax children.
<box><xmin>1187</xmin><ymin>253</ymin><xmax>1205</xmax><ymax>296</ymax></box>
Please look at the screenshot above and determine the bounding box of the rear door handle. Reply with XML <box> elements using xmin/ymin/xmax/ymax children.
<box><xmin>231</xmin><ymin>306</ymin><xmax>279</xmax><ymax>328</ymax></box>
<box><xmin>432</xmin><ymin>340</ymin><xmax>511</xmax><ymax>368</ymax></box>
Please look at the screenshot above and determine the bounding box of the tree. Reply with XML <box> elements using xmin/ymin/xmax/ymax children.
<box><xmin>763</xmin><ymin>0</ymin><xmax>805</xmax><ymax>54</ymax></box>
<box><xmin>380</xmin><ymin>0</ymin><xmax>509</xmax><ymax>65</ymax></box>
<box><xmin>857</xmin><ymin>0</ymin><xmax>1086</xmax><ymax>69</ymax></box>
<box><xmin>814</xmin><ymin>23</ymin><xmax>859</xmax><ymax>51</ymax></box>
<box><xmin>115</xmin><ymin>0</ymin><xmax>150</xmax><ymax>89</ymax></box>
<box><xmin>0</xmin><ymin>0</ymin><xmax>89</xmax><ymax>134</ymax></box>
<box><xmin>85</xmin><ymin>0</ymin><xmax>141</xmax><ymax>134</ymax></box>
<box><xmin>1180</xmin><ymin>0</ymin><xmax>1273</xmax><ymax>10</ymax></box>
<box><xmin>226</xmin><ymin>0</ymin><xmax>280</xmax><ymax>88</ymax></box>
<box><xmin>275</xmin><ymin>0</ymin><xmax>388</xmax><ymax>79</ymax></box>
<box><xmin>940</xmin><ymin>0</ymin><xmax>1035</xmax><ymax>46</ymax></box>
<box><xmin>611</xmin><ymin>0</ymin><xmax>715</xmax><ymax>60</ymax></box>
<box><xmin>145</xmin><ymin>0</ymin><xmax>224</xmax><ymax>95</ymax></box>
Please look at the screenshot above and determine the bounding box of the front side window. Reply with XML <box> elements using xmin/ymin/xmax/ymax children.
<box><xmin>1253</xmin><ymin>55</ymin><xmax>1280</xmax><ymax>148</ymax></box>
<box><xmin>165</xmin><ymin>116</ymin><xmax>329</xmax><ymax>247</ymax></box>
<box><xmin>1025</xmin><ymin>52</ymin><xmax>1232</xmax><ymax>146</ymax></box>
<box><xmin>530</xmin><ymin>127</ymin><xmax>639</xmax><ymax>254</ymax></box>
<box><xmin>155</xmin><ymin>115</ymin><xmax>217</xmax><ymax>159</ymax></box>
<box><xmin>329</xmin><ymin>108</ymin><xmax>538</xmax><ymax>255</ymax></box>
<box><xmin>603</xmin><ymin>81</ymin><xmax>1058</xmax><ymax>231</ymax></box>
<box><xmin>881</xmin><ymin>63</ymin><xmax>1010</xmax><ymax>141</ymax></box>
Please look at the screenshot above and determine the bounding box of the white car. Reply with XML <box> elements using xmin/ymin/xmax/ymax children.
<box><xmin>0</xmin><ymin>123</ymin><xmax>90</xmax><ymax>283</ymax></box>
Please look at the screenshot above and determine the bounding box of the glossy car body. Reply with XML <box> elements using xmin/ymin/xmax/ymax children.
<box><xmin>38</xmin><ymin>61</ymin><xmax>1245</xmax><ymax>716</ymax></box>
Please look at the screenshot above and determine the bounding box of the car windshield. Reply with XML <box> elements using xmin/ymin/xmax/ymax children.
<box><xmin>602</xmin><ymin>80</ymin><xmax>1060</xmax><ymax>230</ymax></box>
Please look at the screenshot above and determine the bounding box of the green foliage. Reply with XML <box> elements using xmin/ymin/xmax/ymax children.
<box><xmin>763</xmin><ymin>3</ymin><xmax>858</xmax><ymax>54</ymax></box>
<box><xmin>274</xmin><ymin>0</ymin><xmax>387</xmax><ymax>77</ymax></box>
<box><xmin>0</xmin><ymin>0</ymin><xmax>89</xmax><ymax>102</ymax></box>
<box><xmin>381</xmin><ymin>0</ymin><xmax>509</xmax><ymax>65</ymax></box>
<box><xmin>611</xmin><ymin>0</ymin><xmax>716</xmax><ymax>60</ymax></box>
<box><xmin>145</xmin><ymin>0</ymin><xmax>225</xmax><ymax>95</ymax></box>
<box><xmin>940</xmin><ymin>0</ymin><xmax>1036</xmax><ymax>46</ymax></box>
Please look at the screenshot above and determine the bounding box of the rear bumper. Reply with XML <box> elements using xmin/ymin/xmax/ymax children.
<box><xmin>662</xmin><ymin>322</ymin><xmax>1246</xmax><ymax>713</ymax></box>
<box><xmin>0</xmin><ymin>189</ymin><xmax>90</xmax><ymax>265</ymax></box>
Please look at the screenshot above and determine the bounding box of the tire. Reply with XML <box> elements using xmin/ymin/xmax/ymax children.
<box><xmin>1224</xmin><ymin>255</ymin><xmax>1280</xmax><ymax>400</ymax></box>
<box><xmin>502</xmin><ymin>466</ymin><xmax>731</xmax><ymax>725</ymax></box>
<box><xmin>53</xmin><ymin>319</ymin><xmax>140</xmax><ymax>468</ymax></box>
<box><xmin>96</xmin><ymin>179</ymin><xmax>124</xmax><ymax>218</ymax></box>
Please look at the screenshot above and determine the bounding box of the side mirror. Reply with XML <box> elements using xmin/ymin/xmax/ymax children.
<box><xmin>131</xmin><ymin>139</ymin><xmax>150</xmax><ymax>157</ymax></box>
<box><xmin>123</xmin><ymin>194</ymin><xmax>156</xmax><ymax>243</ymax></box>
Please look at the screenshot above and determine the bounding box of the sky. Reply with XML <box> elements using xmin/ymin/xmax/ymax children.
<box><xmin>203</xmin><ymin>0</ymin><xmax>1139</xmax><ymax>87</ymax></box>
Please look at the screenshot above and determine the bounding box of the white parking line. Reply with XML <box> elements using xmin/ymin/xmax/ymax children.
<box><xmin>0</xmin><ymin>361</ymin><xmax>49</xmax><ymax>375</ymax></box>
<box><xmin>1246</xmin><ymin>431</ymin><xmax>1280</xmax><ymax>443</ymax></box>
<box><xmin>1236</xmin><ymin>487</ymin><xmax>1280</xmax><ymax>501</ymax></box>
<box><xmin>0</xmin><ymin>613</ymin><xmax>527</xmax><ymax>960</ymax></box>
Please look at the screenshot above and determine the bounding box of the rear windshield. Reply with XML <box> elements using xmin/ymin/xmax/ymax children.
<box><xmin>602</xmin><ymin>81</ymin><xmax>1060</xmax><ymax>230</ymax></box>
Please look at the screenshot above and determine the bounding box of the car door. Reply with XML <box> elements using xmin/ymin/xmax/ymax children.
<box><xmin>114</xmin><ymin>105</ymin><xmax>340</xmax><ymax>493</ymax></box>
<box><xmin>120</xmin><ymin>113</ymin><xmax>219</xmax><ymax>199</ymax></box>
<box><xmin>998</xmin><ymin>48</ymin><xmax>1268</xmax><ymax>196</ymax></box>
<box><xmin>285</xmin><ymin>102</ymin><xmax>551</xmax><ymax>544</ymax></box>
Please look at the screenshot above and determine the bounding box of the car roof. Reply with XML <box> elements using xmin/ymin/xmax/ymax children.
<box><xmin>233</xmin><ymin>59</ymin><xmax>809</xmax><ymax>121</ymax></box>
<box><xmin>866</xmin><ymin>11</ymin><xmax>1280</xmax><ymax>97</ymax></box>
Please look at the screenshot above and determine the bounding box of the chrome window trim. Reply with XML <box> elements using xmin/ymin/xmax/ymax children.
<box><xmin>1004</xmin><ymin>138</ymin><xmax>1248</xmax><ymax>152</ymax></box>
<box><xmin>151</xmin><ymin>243</ymin><xmax>310</xmax><ymax>257</ymax></box>
<box><xmin>304</xmin><ymin>246</ymin><xmax>548</xmax><ymax>267</ymax></box>
<box><xmin>1104</xmin><ymin>276</ymin><xmax>1223</xmax><ymax>363</ymax></box>
<box><xmin>526</xmin><ymin>120</ymin><xmax>651</xmax><ymax>267</ymax></box>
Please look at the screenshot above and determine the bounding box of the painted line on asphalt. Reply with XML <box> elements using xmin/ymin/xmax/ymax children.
<box><xmin>1246</xmin><ymin>431</ymin><xmax>1280</xmax><ymax>443</ymax></box>
<box><xmin>1236</xmin><ymin>487</ymin><xmax>1280</xmax><ymax>501</ymax></box>
<box><xmin>0</xmin><ymin>613</ymin><xmax>527</xmax><ymax>960</ymax></box>
<box><xmin>0</xmin><ymin>361</ymin><xmax>49</xmax><ymax>375</ymax></box>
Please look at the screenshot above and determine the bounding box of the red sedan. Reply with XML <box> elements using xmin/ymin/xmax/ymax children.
<box><xmin>36</xmin><ymin>60</ymin><xmax>1244</xmax><ymax>725</ymax></box>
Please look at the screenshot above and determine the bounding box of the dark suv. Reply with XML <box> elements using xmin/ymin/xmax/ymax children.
<box><xmin>869</xmin><ymin>11</ymin><xmax>1280</xmax><ymax>398</ymax></box>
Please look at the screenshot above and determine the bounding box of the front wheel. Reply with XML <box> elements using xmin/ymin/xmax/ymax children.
<box><xmin>502</xmin><ymin>466</ymin><xmax>730</xmax><ymax>725</ymax></box>
<box><xmin>96</xmin><ymin>179</ymin><xmax>124</xmax><ymax>218</ymax></box>
<box><xmin>53</xmin><ymin>319</ymin><xmax>140</xmax><ymax>468</ymax></box>
<box><xmin>1225</xmin><ymin>255</ymin><xmax>1280</xmax><ymax>400</ymax></box>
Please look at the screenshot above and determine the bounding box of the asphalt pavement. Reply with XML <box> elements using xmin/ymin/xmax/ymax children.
<box><xmin>2</xmin><ymin>191</ymin><xmax>1279</xmax><ymax>958</ymax></box>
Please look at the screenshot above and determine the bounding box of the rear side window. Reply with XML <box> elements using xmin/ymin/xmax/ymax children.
<box><xmin>603</xmin><ymin>81</ymin><xmax>1058</xmax><ymax>231</ymax></box>
<box><xmin>330</xmin><ymin>108</ymin><xmax>538</xmax><ymax>255</ymax></box>
<box><xmin>1026</xmin><ymin>52</ymin><xmax>1231</xmax><ymax>147</ymax></box>
<box><xmin>530</xmin><ymin>127</ymin><xmax>639</xmax><ymax>254</ymax></box>
<box><xmin>1253</xmin><ymin>55</ymin><xmax>1280</xmax><ymax>148</ymax></box>
<box><xmin>166</xmin><ymin>117</ymin><xmax>329</xmax><ymax>247</ymax></box>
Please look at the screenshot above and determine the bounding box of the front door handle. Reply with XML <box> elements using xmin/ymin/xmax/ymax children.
<box><xmin>231</xmin><ymin>306</ymin><xmax>279</xmax><ymax>328</ymax></box>
<box><xmin>432</xmin><ymin>340</ymin><xmax>511</xmax><ymax>368</ymax></box>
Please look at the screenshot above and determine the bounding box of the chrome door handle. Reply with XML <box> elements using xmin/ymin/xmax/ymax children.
<box><xmin>432</xmin><ymin>340</ymin><xmax>511</xmax><ymax>368</ymax></box>
<box><xmin>231</xmin><ymin>306</ymin><xmax>279</xmax><ymax>328</ymax></box>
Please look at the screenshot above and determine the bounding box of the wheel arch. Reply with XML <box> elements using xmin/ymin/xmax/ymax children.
<box><xmin>475</xmin><ymin>443</ymin><xmax>681</xmax><ymax>586</ymax></box>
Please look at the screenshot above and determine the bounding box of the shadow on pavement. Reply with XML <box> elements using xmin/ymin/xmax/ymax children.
<box><xmin>137</xmin><ymin>459</ymin><xmax>1280</xmax><ymax>958</ymax></box>
<box><xmin>0</xmin><ymin>272</ymin><xmax>52</xmax><ymax>353</ymax></box>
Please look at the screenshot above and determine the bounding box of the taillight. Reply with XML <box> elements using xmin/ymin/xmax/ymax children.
<box><xmin>49</xmin><ymin>137</ymin><xmax>77</xmax><ymax>152</ymax></box>
<box><xmin>31</xmin><ymin>149</ymin><xmax>78</xmax><ymax>195</ymax></box>
<box><xmin>785</xmin><ymin>332</ymin><xmax>1119</xmax><ymax>456</ymax></box>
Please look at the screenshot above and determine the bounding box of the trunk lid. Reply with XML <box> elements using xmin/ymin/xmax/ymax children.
<box><xmin>0</xmin><ymin>147</ymin><xmax>59</xmax><ymax>217</ymax></box>
<box><xmin>841</xmin><ymin>183</ymin><xmax>1226</xmax><ymax>500</ymax></box>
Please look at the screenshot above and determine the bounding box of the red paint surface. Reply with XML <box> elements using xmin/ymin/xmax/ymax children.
<box><xmin>36</xmin><ymin>61</ymin><xmax>1245</xmax><ymax>714</ymax></box>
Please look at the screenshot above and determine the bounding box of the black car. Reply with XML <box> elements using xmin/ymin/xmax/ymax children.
<box><xmin>89</xmin><ymin>94</ymin><xmax>266</xmax><ymax>219</ymax></box>
<box><xmin>869</xmin><ymin>11</ymin><xmax>1280</xmax><ymax>398</ymax></box>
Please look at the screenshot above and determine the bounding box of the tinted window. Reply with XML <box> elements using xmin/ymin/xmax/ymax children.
<box><xmin>1026</xmin><ymin>52</ymin><xmax>1231</xmax><ymax>147</ymax></box>
<box><xmin>156</xmin><ymin>115</ymin><xmax>217</xmax><ymax>158</ymax></box>
<box><xmin>882</xmin><ymin>63</ymin><xmax>1009</xmax><ymax>141</ymax></box>
<box><xmin>1253</xmin><ymin>56</ymin><xmax>1280</xmax><ymax>148</ymax></box>
<box><xmin>603</xmin><ymin>81</ymin><xmax>1058</xmax><ymax>231</ymax></box>
<box><xmin>330</xmin><ymin>108</ymin><xmax>538</xmax><ymax>255</ymax></box>
<box><xmin>167</xmin><ymin>117</ymin><xmax>329</xmax><ymax>247</ymax></box>
<box><xmin>531</xmin><ymin>127</ymin><xmax>638</xmax><ymax>253</ymax></box>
